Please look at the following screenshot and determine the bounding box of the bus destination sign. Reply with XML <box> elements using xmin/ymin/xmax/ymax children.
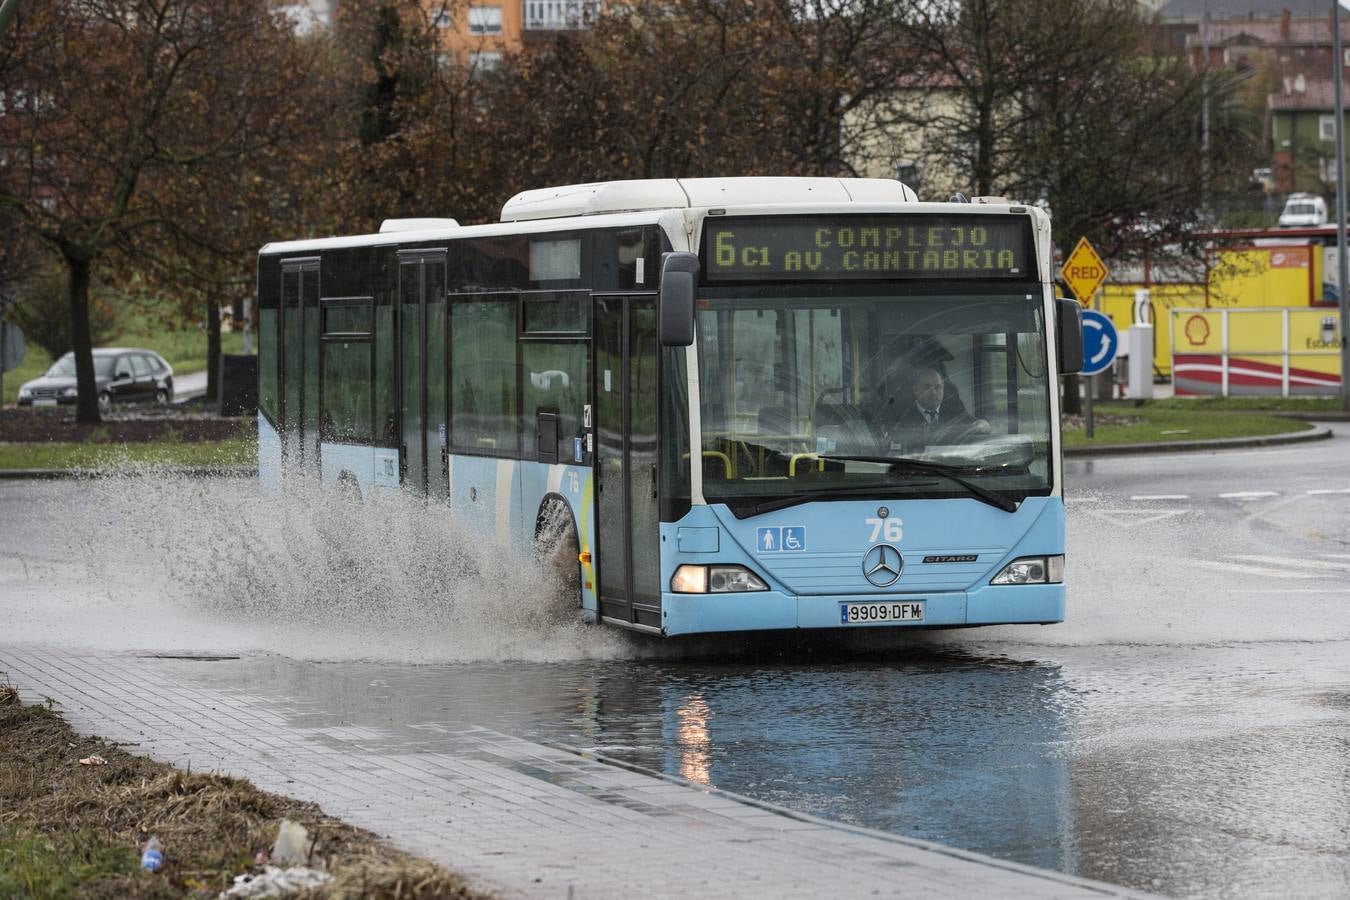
<box><xmin>702</xmin><ymin>215</ymin><xmax>1033</xmax><ymax>282</ymax></box>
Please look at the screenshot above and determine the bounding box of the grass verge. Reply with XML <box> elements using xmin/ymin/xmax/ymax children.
<box><xmin>0</xmin><ymin>683</ymin><xmax>489</xmax><ymax>899</ymax></box>
<box><xmin>1063</xmin><ymin>403</ymin><xmax>1311</xmax><ymax>447</ymax></box>
<box><xmin>0</xmin><ymin>436</ymin><xmax>257</xmax><ymax>470</ymax></box>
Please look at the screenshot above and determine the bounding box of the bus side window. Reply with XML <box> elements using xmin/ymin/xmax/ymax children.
<box><xmin>320</xmin><ymin>339</ymin><xmax>373</xmax><ymax>444</ymax></box>
<box><xmin>522</xmin><ymin>341</ymin><xmax>586</xmax><ymax>463</ymax></box>
<box><xmin>451</xmin><ymin>297</ymin><xmax>518</xmax><ymax>454</ymax></box>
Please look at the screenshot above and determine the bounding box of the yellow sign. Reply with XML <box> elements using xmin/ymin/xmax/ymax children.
<box><xmin>1060</xmin><ymin>237</ymin><xmax>1109</xmax><ymax>306</ymax></box>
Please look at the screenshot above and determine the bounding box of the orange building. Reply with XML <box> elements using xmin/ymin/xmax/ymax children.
<box><xmin>427</xmin><ymin>0</ymin><xmax>601</xmax><ymax>70</ymax></box>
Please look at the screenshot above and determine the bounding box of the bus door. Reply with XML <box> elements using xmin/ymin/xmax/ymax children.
<box><xmin>594</xmin><ymin>295</ymin><xmax>662</xmax><ymax>630</ymax></box>
<box><xmin>397</xmin><ymin>251</ymin><xmax>448</xmax><ymax>497</ymax></box>
<box><xmin>279</xmin><ymin>258</ymin><xmax>319</xmax><ymax>469</ymax></box>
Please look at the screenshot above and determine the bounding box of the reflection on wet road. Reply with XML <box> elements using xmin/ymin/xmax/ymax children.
<box><xmin>170</xmin><ymin>639</ymin><xmax>1350</xmax><ymax>900</ymax></box>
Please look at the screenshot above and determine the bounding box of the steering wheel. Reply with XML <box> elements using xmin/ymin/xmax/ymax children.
<box><xmin>939</xmin><ymin>420</ymin><xmax>993</xmax><ymax>445</ymax></box>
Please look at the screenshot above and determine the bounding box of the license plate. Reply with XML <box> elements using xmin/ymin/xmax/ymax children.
<box><xmin>33</xmin><ymin>398</ymin><xmax>57</xmax><ymax>407</ymax></box>
<box><xmin>840</xmin><ymin>600</ymin><xmax>925</xmax><ymax>625</ymax></box>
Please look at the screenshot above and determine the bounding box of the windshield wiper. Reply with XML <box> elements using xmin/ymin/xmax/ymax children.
<box><xmin>744</xmin><ymin>482</ymin><xmax>940</xmax><ymax>516</ymax></box>
<box><xmin>817</xmin><ymin>454</ymin><xmax>1021</xmax><ymax>513</ymax></box>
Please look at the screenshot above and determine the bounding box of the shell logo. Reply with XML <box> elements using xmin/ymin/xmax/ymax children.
<box><xmin>1184</xmin><ymin>315</ymin><xmax>1211</xmax><ymax>347</ymax></box>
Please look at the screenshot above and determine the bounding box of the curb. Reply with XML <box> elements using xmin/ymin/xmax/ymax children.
<box><xmin>1065</xmin><ymin>423</ymin><xmax>1333</xmax><ymax>457</ymax></box>
<box><xmin>0</xmin><ymin>465</ymin><xmax>257</xmax><ymax>480</ymax></box>
<box><xmin>1265</xmin><ymin>410</ymin><xmax>1350</xmax><ymax>422</ymax></box>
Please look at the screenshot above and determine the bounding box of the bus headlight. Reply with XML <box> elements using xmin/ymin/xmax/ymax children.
<box><xmin>671</xmin><ymin>564</ymin><xmax>769</xmax><ymax>594</ymax></box>
<box><xmin>990</xmin><ymin>555</ymin><xmax>1064</xmax><ymax>585</ymax></box>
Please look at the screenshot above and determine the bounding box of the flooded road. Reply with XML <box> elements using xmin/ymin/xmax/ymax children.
<box><xmin>2</xmin><ymin>430</ymin><xmax>1349</xmax><ymax>898</ymax></box>
<box><xmin>153</xmin><ymin>640</ymin><xmax>1349</xmax><ymax>900</ymax></box>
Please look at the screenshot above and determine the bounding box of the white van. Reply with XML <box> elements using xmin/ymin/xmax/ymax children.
<box><xmin>1278</xmin><ymin>193</ymin><xmax>1328</xmax><ymax>227</ymax></box>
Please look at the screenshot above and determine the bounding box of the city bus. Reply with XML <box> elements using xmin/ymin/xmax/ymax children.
<box><xmin>256</xmin><ymin>177</ymin><xmax>1084</xmax><ymax>636</ymax></box>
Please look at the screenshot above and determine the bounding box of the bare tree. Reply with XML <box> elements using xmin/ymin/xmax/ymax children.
<box><xmin>464</xmin><ymin>0</ymin><xmax>908</xmax><ymax>196</ymax></box>
<box><xmin>888</xmin><ymin>0</ymin><xmax>1256</xmax><ymax>257</ymax></box>
<box><xmin>0</xmin><ymin>0</ymin><xmax>317</xmax><ymax>422</ymax></box>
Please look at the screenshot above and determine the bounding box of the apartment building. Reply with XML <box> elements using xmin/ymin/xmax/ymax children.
<box><xmin>428</xmin><ymin>0</ymin><xmax>601</xmax><ymax>70</ymax></box>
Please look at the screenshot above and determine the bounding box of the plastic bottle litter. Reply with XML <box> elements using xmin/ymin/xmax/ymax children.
<box><xmin>140</xmin><ymin>836</ymin><xmax>164</xmax><ymax>872</ymax></box>
<box><xmin>270</xmin><ymin>819</ymin><xmax>311</xmax><ymax>867</ymax></box>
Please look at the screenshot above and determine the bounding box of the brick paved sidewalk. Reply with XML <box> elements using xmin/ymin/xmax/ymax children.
<box><xmin>0</xmin><ymin>644</ymin><xmax>1159</xmax><ymax>899</ymax></box>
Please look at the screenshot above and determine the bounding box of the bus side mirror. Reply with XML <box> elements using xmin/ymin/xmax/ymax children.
<box><xmin>659</xmin><ymin>252</ymin><xmax>698</xmax><ymax>347</ymax></box>
<box><xmin>1056</xmin><ymin>298</ymin><xmax>1084</xmax><ymax>374</ymax></box>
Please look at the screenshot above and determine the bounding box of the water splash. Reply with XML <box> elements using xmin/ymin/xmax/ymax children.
<box><xmin>4</xmin><ymin>470</ymin><xmax>632</xmax><ymax>663</ymax></box>
<box><xmin>5</xmin><ymin>474</ymin><xmax>1345</xmax><ymax>661</ymax></box>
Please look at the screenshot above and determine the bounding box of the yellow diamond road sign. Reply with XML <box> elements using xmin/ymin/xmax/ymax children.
<box><xmin>1061</xmin><ymin>237</ymin><xmax>1109</xmax><ymax>307</ymax></box>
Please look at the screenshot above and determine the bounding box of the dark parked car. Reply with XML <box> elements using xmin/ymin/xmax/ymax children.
<box><xmin>17</xmin><ymin>348</ymin><xmax>174</xmax><ymax>411</ymax></box>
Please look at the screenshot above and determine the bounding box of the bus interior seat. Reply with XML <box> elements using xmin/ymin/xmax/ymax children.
<box><xmin>870</xmin><ymin>357</ymin><xmax>913</xmax><ymax>423</ymax></box>
<box><xmin>702</xmin><ymin>450</ymin><xmax>731</xmax><ymax>480</ymax></box>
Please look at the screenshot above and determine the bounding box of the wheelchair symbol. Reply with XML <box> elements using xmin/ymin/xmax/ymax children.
<box><xmin>782</xmin><ymin>526</ymin><xmax>806</xmax><ymax>552</ymax></box>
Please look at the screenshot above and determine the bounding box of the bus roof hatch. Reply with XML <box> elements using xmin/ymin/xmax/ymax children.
<box><xmin>378</xmin><ymin>218</ymin><xmax>460</xmax><ymax>233</ymax></box>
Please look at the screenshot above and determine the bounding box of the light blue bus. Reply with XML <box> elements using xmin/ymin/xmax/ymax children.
<box><xmin>256</xmin><ymin>178</ymin><xmax>1083</xmax><ymax>636</ymax></box>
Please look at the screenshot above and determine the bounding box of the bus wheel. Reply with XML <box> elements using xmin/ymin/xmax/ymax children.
<box><xmin>534</xmin><ymin>501</ymin><xmax>582</xmax><ymax>615</ymax></box>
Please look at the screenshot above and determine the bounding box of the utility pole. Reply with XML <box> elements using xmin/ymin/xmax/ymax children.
<box><xmin>1335</xmin><ymin>1</ymin><xmax>1350</xmax><ymax>411</ymax></box>
<box><xmin>1202</xmin><ymin>1</ymin><xmax>1211</xmax><ymax>214</ymax></box>
<box><xmin>1201</xmin><ymin>2</ymin><xmax>1210</xmax><ymax>154</ymax></box>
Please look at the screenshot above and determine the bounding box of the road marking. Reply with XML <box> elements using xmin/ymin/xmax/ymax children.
<box><xmin>1230</xmin><ymin>588</ymin><xmax>1350</xmax><ymax>594</ymax></box>
<box><xmin>1305</xmin><ymin>488</ymin><xmax>1350</xmax><ymax>495</ymax></box>
<box><xmin>1129</xmin><ymin>494</ymin><xmax>1189</xmax><ymax>501</ymax></box>
<box><xmin>1232</xmin><ymin>555</ymin><xmax>1350</xmax><ymax>573</ymax></box>
<box><xmin>1218</xmin><ymin>491</ymin><xmax>1279</xmax><ymax>499</ymax></box>
<box><xmin>1064</xmin><ymin>496</ymin><xmax>1104</xmax><ymax>504</ymax></box>
<box><xmin>1092</xmin><ymin>508</ymin><xmax>1189</xmax><ymax>528</ymax></box>
<box><xmin>1186</xmin><ymin>559</ymin><xmax>1326</xmax><ymax>579</ymax></box>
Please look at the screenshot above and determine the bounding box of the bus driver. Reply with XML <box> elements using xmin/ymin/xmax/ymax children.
<box><xmin>888</xmin><ymin>366</ymin><xmax>991</xmax><ymax>450</ymax></box>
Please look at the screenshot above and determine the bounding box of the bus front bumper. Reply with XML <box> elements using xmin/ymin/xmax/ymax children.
<box><xmin>659</xmin><ymin>584</ymin><xmax>1065</xmax><ymax>636</ymax></box>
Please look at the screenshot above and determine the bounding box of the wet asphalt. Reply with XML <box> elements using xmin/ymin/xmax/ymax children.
<box><xmin>1</xmin><ymin>427</ymin><xmax>1348</xmax><ymax>899</ymax></box>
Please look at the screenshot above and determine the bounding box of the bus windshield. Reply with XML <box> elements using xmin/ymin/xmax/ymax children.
<box><xmin>695</xmin><ymin>288</ymin><xmax>1052</xmax><ymax>514</ymax></box>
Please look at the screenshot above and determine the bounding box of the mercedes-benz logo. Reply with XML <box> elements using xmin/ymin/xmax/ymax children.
<box><xmin>862</xmin><ymin>543</ymin><xmax>903</xmax><ymax>587</ymax></box>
